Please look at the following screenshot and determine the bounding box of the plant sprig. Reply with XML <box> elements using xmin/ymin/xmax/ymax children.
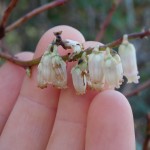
<box><xmin>0</xmin><ymin>29</ymin><xmax>149</xmax><ymax>68</ymax></box>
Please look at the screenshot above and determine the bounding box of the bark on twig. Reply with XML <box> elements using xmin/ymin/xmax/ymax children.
<box><xmin>5</xmin><ymin>0</ymin><xmax>68</xmax><ymax>32</ymax></box>
<box><xmin>104</xmin><ymin>30</ymin><xmax>150</xmax><ymax>49</ymax></box>
<box><xmin>0</xmin><ymin>0</ymin><xmax>18</xmax><ymax>27</ymax></box>
<box><xmin>0</xmin><ymin>29</ymin><xmax>150</xmax><ymax>68</ymax></box>
<box><xmin>0</xmin><ymin>51</ymin><xmax>41</xmax><ymax>68</ymax></box>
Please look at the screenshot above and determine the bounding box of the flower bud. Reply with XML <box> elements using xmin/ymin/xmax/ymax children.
<box><xmin>118</xmin><ymin>35</ymin><xmax>140</xmax><ymax>83</ymax></box>
<box><xmin>64</xmin><ymin>39</ymin><xmax>83</xmax><ymax>54</ymax></box>
<box><xmin>64</xmin><ymin>39</ymin><xmax>80</xmax><ymax>47</ymax></box>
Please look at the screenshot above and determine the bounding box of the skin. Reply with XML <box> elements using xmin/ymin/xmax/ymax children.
<box><xmin>0</xmin><ymin>25</ymin><xmax>135</xmax><ymax>150</ymax></box>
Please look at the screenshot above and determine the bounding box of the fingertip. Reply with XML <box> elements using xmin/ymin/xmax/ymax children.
<box><xmin>88</xmin><ymin>90</ymin><xmax>134</xmax><ymax>127</ymax></box>
<box><xmin>86</xmin><ymin>90</ymin><xmax>135</xmax><ymax>150</ymax></box>
<box><xmin>91</xmin><ymin>90</ymin><xmax>132</xmax><ymax>112</ymax></box>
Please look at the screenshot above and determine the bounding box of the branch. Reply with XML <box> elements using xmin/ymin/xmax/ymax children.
<box><xmin>0</xmin><ymin>29</ymin><xmax>150</xmax><ymax>68</ymax></box>
<box><xmin>143</xmin><ymin>114</ymin><xmax>150</xmax><ymax>150</ymax></box>
<box><xmin>95</xmin><ymin>0</ymin><xmax>122</xmax><ymax>41</ymax></box>
<box><xmin>5</xmin><ymin>0</ymin><xmax>69</xmax><ymax>32</ymax></box>
<box><xmin>0</xmin><ymin>0</ymin><xmax>18</xmax><ymax>39</ymax></box>
<box><xmin>0</xmin><ymin>51</ymin><xmax>40</xmax><ymax>68</ymax></box>
<box><xmin>0</xmin><ymin>0</ymin><xmax>18</xmax><ymax>27</ymax></box>
<box><xmin>124</xmin><ymin>80</ymin><xmax>150</xmax><ymax>97</ymax></box>
<box><xmin>104</xmin><ymin>29</ymin><xmax>150</xmax><ymax>49</ymax></box>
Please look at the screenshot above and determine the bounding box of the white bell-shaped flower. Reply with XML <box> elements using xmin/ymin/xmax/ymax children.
<box><xmin>41</xmin><ymin>52</ymin><xmax>53</xmax><ymax>84</ymax></box>
<box><xmin>113</xmin><ymin>53</ymin><xmax>124</xmax><ymax>88</ymax></box>
<box><xmin>37</xmin><ymin>44</ymin><xmax>67</xmax><ymax>89</ymax></box>
<box><xmin>104</xmin><ymin>48</ymin><xmax>123</xmax><ymax>89</ymax></box>
<box><xmin>71</xmin><ymin>66</ymin><xmax>87</xmax><ymax>95</ymax></box>
<box><xmin>37</xmin><ymin>48</ymin><xmax>53</xmax><ymax>88</ymax></box>
<box><xmin>51</xmin><ymin>55</ymin><xmax>67</xmax><ymax>88</ymax></box>
<box><xmin>37</xmin><ymin>63</ymin><xmax>47</xmax><ymax>88</ymax></box>
<box><xmin>88</xmin><ymin>46</ymin><xmax>105</xmax><ymax>90</ymax></box>
<box><xmin>88</xmin><ymin>81</ymin><xmax>105</xmax><ymax>91</ymax></box>
<box><xmin>118</xmin><ymin>35</ymin><xmax>140</xmax><ymax>83</ymax></box>
<box><xmin>71</xmin><ymin>53</ymin><xmax>88</xmax><ymax>94</ymax></box>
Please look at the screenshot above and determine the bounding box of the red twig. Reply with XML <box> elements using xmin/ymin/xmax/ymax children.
<box><xmin>105</xmin><ymin>30</ymin><xmax>150</xmax><ymax>49</ymax></box>
<box><xmin>125</xmin><ymin>80</ymin><xmax>150</xmax><ymax>97</ymax></box>
<box><xmin>0</xmin><ymin>51</ymin><xmax>40</xmax><ymax>67</ymax></box>
<box><xmin>0</xmin><ymin>29</ymin><xmax>150</xmax><ymax>68</ymax></box>
<box><xmin>143</xmin><ymin>114</ymin><xmax>150</xmax><ymax>150</ymax></box>
<box><xmin>5</xmin><ymin>0</ymin><xmax>69</xmax><ymax>32</ymax></box>
<box><xmin>0</xmin><ymin>0</ymin><xmax>18</xmax><ymax>27</ymax></box>
<box><xmin>95</xmin><ymin>0</ymin><xmax>122</xmax><ymax>41</ymax></box>
<box><xmin>0</xmin><ymin>0</ymin><xmax>18</xmax><ymax>39</ymax></box>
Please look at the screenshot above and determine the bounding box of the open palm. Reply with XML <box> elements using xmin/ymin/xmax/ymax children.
<box><xmin>0</xmin><ymin>25</ymin><xmax>135</xmax><ymax>150</ymax></box>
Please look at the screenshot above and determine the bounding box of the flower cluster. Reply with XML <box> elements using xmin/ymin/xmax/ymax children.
<box><xmin>37</xmin><ymin>44</ymin><xmax>67</xmax><ymax>89</ymax></box>
<box><xmin>37</xmin><ymin>35</ymin><xmax>140</xmax><ymax>95</ymax></box>
<box><xmin>71</xmin><ymin>47</ymin><xmax>124</xmax><ymax>94</ymax></box>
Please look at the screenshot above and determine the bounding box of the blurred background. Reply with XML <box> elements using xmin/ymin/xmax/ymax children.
<box><xmin>0</xmin><ymin>0</ymin><xmax>150</xmax><ymax>149</ymax></box>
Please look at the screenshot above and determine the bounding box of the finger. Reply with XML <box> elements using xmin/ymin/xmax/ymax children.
<box><xmin>46</xmin><ymin>41</ymin><xmax>102</xmax><ymax>150</ymax></box>
<box><xmin>85</xmin><ymin>90</ymin><xmax>135</xmax><ymax>150</ymax></box>
<box><xmin>0</xmin><ymin>25</ymin><xmax>85</xmax><ymax>150</ymax></box>
<box><xmin>0</xmin><ymin>52</ymin><xmax>33</xmax><ymax>134</ymax></box>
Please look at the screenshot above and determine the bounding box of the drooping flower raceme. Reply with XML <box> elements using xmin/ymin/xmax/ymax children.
<box><xmin>118</xmin><ymin>35</ymin><xmax>140</xmax><ymax>83</ymax></box>
<box><xmin>37</xmin><ymin>44</ymin><xmax>67</xmax><ymax>89</ymax></box>
<box><xmin>104</xmin><ymin>48</ymin><xmax>123</xmax><ymax>89</ymax></box>
<box><xmin>88</xmin><ymin>46</ymin><xmax>105</xmax><ymax>90</ymax></box>
<box><xmin>37</xmin><ymin>35</ymin><xmax>140</xmax><ymax>95</ymax></box>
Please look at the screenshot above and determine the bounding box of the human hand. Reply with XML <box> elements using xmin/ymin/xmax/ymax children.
<box><xmin>0</xmin><ymin>25</ymin><xmax>135</xmax><ymax>150</ymax></box>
